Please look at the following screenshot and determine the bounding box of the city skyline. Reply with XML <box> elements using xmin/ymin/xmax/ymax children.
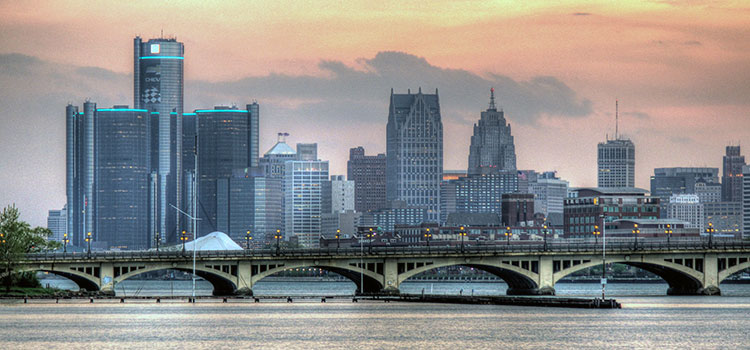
<box><xmin>2</xmin><ymin>1</ymin><xmax>750</xmax><ymax>227</ymax></box>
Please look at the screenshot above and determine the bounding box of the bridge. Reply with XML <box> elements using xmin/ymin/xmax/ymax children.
<box><xmin>9</xmin><ymin>241</ymin><xmax>750</xmax><ymax>296</ymax></box>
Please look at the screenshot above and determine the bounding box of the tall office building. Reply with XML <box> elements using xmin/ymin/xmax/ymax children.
<box><xmin>650</xmin><ymin>167</ymin><xmax>720</xmax><ymax>201</ymax></box>
<box><xmin>134</xmin><ymin>36</ymin><xmax>185</xmax><ymax>244</ymax></box>
<box><xmin>216</xmin><ymin>168</ymin><xmax>282</xmax><ymax>243</ymax></box>
<box><xmin>386</xmin><ymin>88</ymin><xmax>443</xmax><ymax>222</ymax></box>
<box><xmin>527</xmin><ymin>172</ymin><xmax>569</xmax><ymax>226</ymax></box>
<box><xmin>722</xmin><ymin>146</ymin><xmax>746</xmax><ymax>202</ymax></box>
<box><xmin>322</xmin><ymin>175</ymin><xmax>355</xmax><ymax>214</ymax></box>
<box><xmin>665</xmin><ymin>194</ymin><xmax>704</xmax><ymax>229</ymax></box>
<box><xmin>47</xmin><ymin>206</ymin><xmax>67</xmax><ymax>242</ymax></box>
<box><xmin>284</xmin><ymin>160</ymin><xmax>329</xmax><ymax>247</ymax></box>
<box><xmin>597</xmin><ymin>139</ymin><xmax>635</xmax><ymax>188</ymax></box>
<box><xmin>247</xmin><ymin>102</ymin><xmax>260</xmax><ymax>167</ymax></box>
<box><xmin>743</xmin><ymin>165</ymin><xmax>750</xmax><ymax>238</ymax></box>
<box><xmin>66</xmin><ymin>104</ymin><xmax>150</xmax><ymax>249</ymax></box>
<box><xmin>467</xmin><ymin>88</ymin><xmax>517</xmax><ymax>175</ymax></box>
<box><xmin>347</xmin><ymin>147</ymin><xmax>387</xmax><ymax>213</ymax></box>
<box><xmin>195</xmin><ymin>106</ymin><xmax>255</xmax><ymax>236</ymax></box>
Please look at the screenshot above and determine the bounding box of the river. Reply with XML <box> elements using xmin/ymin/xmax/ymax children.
<box><xmin>1</xmin><ymin>280</ymin><xmax>749</xmax><ymax>349</ymax></box>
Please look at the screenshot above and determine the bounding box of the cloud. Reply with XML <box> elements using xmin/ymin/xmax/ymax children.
<box><xmin>623</xmin><ymin>111</ymin><xmax>651</xmax><ymax>120</ymax></box>
<box><xmin>572</xmin><ymin>12</ymin><xmax>592</xmax><ymax>16</ymax></box>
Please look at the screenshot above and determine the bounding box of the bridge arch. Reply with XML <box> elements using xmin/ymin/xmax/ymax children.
<box><xmin>113</xmin><ymin>263</ymin><xmax>238</xmax><ymax>296</ymax></box>
<box><xmin>718</xmin><ymin>260</ymin><xmax>750</xmax><ymax>284</ymax></box>
<box><xmin>396</xmin><ymin>260</ymin><xmax>543</xmax><ymax>295</ymax></box>
<box><xmin>2</xmin><ymin>267</ymin><xmax>100</xmax><ymax>292</ymax></box>
<box><xmin>553</xmin><ymin>258</ymin><xmax>706</xmax><ymax>295</ymax></box>
<box><xmin>250</xmin><ymin>261</ymin><xmax>384</xmax><ymax>294</ymax></box>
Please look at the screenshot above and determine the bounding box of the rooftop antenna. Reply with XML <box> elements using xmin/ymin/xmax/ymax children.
<box><xmin>615</xmin><ymin>99</ymin><xmax>619</xmax><ymax>140</ymax></box>
<box><xmin>489</xmin><ymin>87</ymin><xmax>496</xmax><ymax>110</ymax></box>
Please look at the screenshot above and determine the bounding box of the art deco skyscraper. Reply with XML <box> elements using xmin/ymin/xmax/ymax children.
<box><xmin>467</xmin><ymin>88</ymin><xmax>517</xmax><ymax>175</ymax></box>
<box><xmin>134</xmin><ymin>36</ymin><xmax>184</xmax><ymax>243</ymax></box>
<box><xmin>722</xmin><ymin>145</ymin><xmax>745</xmax><ymax>202</ymax></box>
<box><xmin>386</xmin><ymin>88</ymin><xmax>443</xmax><ymax>222</ymax></box>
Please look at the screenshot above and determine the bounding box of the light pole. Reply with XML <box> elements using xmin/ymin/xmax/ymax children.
<box><xmin>600</xmin><ymin>214</ymin><xmax>607</xmax><ymax>300</ymax></box>
<box><xmin>706</xmin><ymin>222</ymin><xmax>715</xmax><ymax>249</ymax></box>
<box><xmin>459</xmin><ymin>226</ymin><xmax>466</xmax><ymax>252</ymax></box>
<box><xmin>593</xmin><ymin>225</ymin><xmax>600</xmax><ymax>245</ymax></box>
<box><xmin>155</xmin><ymin>231</ymin><xmax>160</xmax><ymax>252</ymax></box>
<box><xmin>505</xmin><ymin>226</ymin><xmax>512</xmax><ymax>246</ymax></box>
<box><xmin>86</xmin><ymin>232</ymin><xmax>92</xmax><ymax>258</ymax></box>
<box><xmin>632</xmin><ymin>224</ymin><xmax>640</xmax><ymax>250</ymax></box>
<box><xmin>62</xmin><ymin>233</ymin><xmax>69</xmax><ymax>253</ymax></box>
<box><xmin>665</xmin><ymin>224</ymin><xmax>673</xmax><ymax>248</ymax></box>
<box><xmin>335</xmin><ymin>229</ymin><xmax>341</xmax><ymax>250</ymax></box>
<box><xmin>181</xmin><ymin>230</ymin><xmax>187</xmax><ymax>252</ymax></box>
<box><xmin>274</xmin><ymin>229</ymin><xmax>281</xmax><ymax>255</ymax></box>
<box><xmin>424</xmin><ymin>228</ymin><xmax>432</xmax><ymax>253</ymax></box>
<box><xmin>368</xmin><ymin>228</ymin><xmax>375</xmax><ymax>254</ymax></box>
<box><xmin>543</xmin><ymin>223</ymin><xmax>549</xmax><ymax>252</ymax></box>
<box><xmin>359</xmin><ymin>230</ymin><xmax>364</xmax><ymax>296</ymax></box>
<box><xmin>245</xmin><ymin>230</ymin><xmax>252</xmax><ymax>250</ymax></box>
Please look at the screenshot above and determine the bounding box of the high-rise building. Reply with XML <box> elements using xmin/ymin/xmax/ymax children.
<box><xmin>322</xmin><ymin>175</ymin><xmax>355</xmax><ymax>214</ymax></box>
<box><xmin>296</xmin><ymin>143</ymin><xmax>318</xmax><ymax>161</ymax></box>
<box><xmin>467</xmin><ymin>88</ymin><xmax>517</xmax><ymax>175</ymax></box>
<box><xmin>66</xmin><ymin>104</ymin><xmax>150</xmax><ymax>249</ymax></box>
<box><xmin>527</xmin><ymin>172</ymin><xmax>569</xmax><ymax>227</ymax></box>
<box><xmin>743</xmin><ymin>165</ymin><xmax>750</xmax><ymax>238</ymax></box>
<box><xmin>216</xmin><ymin>168</ymin><xmax>282</xmax><ymax>243</ymax></box>
<box><xmin>665</xmin><ymin>194</ymin><xmax>704</xmax><ymax>229</ymax></box>
<box><xmin>449</xmin><ymin>171</ymin><xmax>518</xmax><ymax>217</ymax></box>
<box><xmin>134</xmin><ymin>36</ymin><xmax>185</xmax><ymax>244</ymax></box>
<box><xmin>260</xmin><ymin>133</ymin><xmax>297</xmax><ymax>179</ymax></box>
<box><xmin>501</xmin><ymin>193</ymin><xmax>535</xmax><ymax>227</ymax></box>
<box><xmin>284</xmin><ymin>160</ymin><xmax>329</xmax><ymax>247</ymax></box>
<box><xmin>597</xmin><ymin>139</ymin><xmax>635</xmax><ymax>188</ymax></box>
<box><xmin>694</xmin><ymin>179</ymin><xmax>722</xmax><ymax>204</ymax></box>
<box><xmin>247</xmin><ymin>102</ymin><xmax>260</xmax><ymax>168</ymax></box>
<box><xmin>650</xmin><ymin>167</ymin><xmax>719</xmax><ymax>199</ymax></box>
<box><xmin>564</xmin><ymin>188</ymin><xmax>659</xmax><ymax>237</ymax></box>
<box><xmin>386</xmin><ymin>88</ymin><xmax>443</xmax><ymax>222</ymax></box>
<box><xmin>359</xmin><ymin>202</ymin><xmax>427</xmax><ymax>232</ymax></box>
<box><xmin>47</xmin><ymin>206</ymin><xmax>67</xmax><ymax>242</ymax></box>
<box><xmin>195</xmin><ymin>106</ymin><xmax>256</xmax><ymax>236</ymax></box>
<box><xmin>347</xmin><ymin>147</ymin><xmax>387</xmax><ymax>213</ymax></box>
<box><xmin>722</xmin><ymin>146</ymin><xmax>746</xmax><ymax>202</ymax></box>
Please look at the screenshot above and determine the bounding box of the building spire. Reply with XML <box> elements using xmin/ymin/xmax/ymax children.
<box><xmin>489</xmin><ymin>87</ymin><xmax>496</xmax><ymax>110</ymax></box>
<box><xmin>615</xmin><ymin>99</ymin><xmax>619</xmax><ymax>140</ymax></box>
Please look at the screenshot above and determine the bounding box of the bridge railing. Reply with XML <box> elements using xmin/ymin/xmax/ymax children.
<box><xmin>22</xmin><ymin>238</ymin><xmax>750</xmax><ymax>262</ymax></box>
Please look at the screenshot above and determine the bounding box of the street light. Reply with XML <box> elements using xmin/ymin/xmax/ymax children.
<box><xmin>86</xmin><ymin>232</ymin><xmax>92</xmax><ymax>258</ymax></box>
<box><xmin>423</xmin><ymin>228</ymin><xmax>432</xmax><ymax>253</ymax></box>
<box><xmin>335</xmin><ymin>229</ymin><xmax>341</xmax><ymax>250</ymax></box>
<box><xmin>245</xmin><ymin>230</ymin><xmax>253</xmax><ymax>250</ymax></box>
<box><xmin>459</xmin><ymin>226</ymin><xmax>466</xmax><ymax>252</ymax></box>
<box><xmin>155</xmin><ymin>231</ymin><xmax>160</xmax><ymax>252</ymax></box>
<box><xmin>368</xmin><ymin>228</ymin><xmax>375</xmax><ymax>254</ymax></box>
<box><xmin>181</xmin><ymin>230</ymin><xmax>188</xmax><ymax>252</ymax></box>
<box><xmin>593</xmin><ymin>225</ymin><xmax>601</xmax><ymax>245</ymax></box>
<box><xmin>632</xmin><ymin>224</ymin><xmax>640</xmax><ymax>250</ymax></box>
<box><xmin>706</xmin><ymin>222</ymin><xmax>715</xmax><ymax>249</ymax></box>
<box><xmin>62</xmin><ymin>233</ymin><xmax>69</xmax><ymax>253</ymax></box>
<box><xmin>505</xmin><ymin>226</ymin><xmax>512</xmax><ymax>246</ymax></box>
<box><xmin>274</xmin><ymin>229</ymin><xmax>282</xmax><ymax>255</ymax></box>
<box><xmin>665</xmin><ymin>224</ymin><xmax>673</xmax><ymax>248</ymax></box>
<box><xmin>542</xmin><ymin>223</ymin><xmax>549</xmax><ymax>251</ymax></box>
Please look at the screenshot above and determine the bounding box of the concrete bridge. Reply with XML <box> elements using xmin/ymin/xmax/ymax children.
<box><xmin>10</xmin><ymin>241</ymin><xmax>750</xmax><ymax>296</ymax></box>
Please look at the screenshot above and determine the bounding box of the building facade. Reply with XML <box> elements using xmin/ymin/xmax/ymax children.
<box><xmin>743</xmin><ymin>165</ymin><xmax>750</xmax><ymax>238</ymax></box>
<box><xmin>665</xmin><ymin>194</ymin><xmax>704</xmax><ymax>229</ymax></box>
<box><xmin>322</xmin><ymin>175</ymin><xmax>355</xmax><ymax>214</ymax></box>
<box><xmin>284</xmin><ymin>160</ymin><xmax>329</xmax><ymax>247</ymax></box>
<box><xmin>467</xmin><ymin>88</ymin><xmax>517</xmax><ymax>175</ymax></box>
<box><xmin>347</xmin><ymin>147</ymin><xmax>387</xmax><ymax>213</ymax></box>
<box><xmin>650</xmin><ymin>167</ymin><xmax>719</xmax><ymax>200</ymax></box>
<box><xmin>527</xmin><ymin>171</ymin><xmax>569</xmax><ymax>227</ymax></box>
<box><xmin>47</xmin><ymin>206</ymin><xmax>67</xmax><ymax>242</ymax></box>
<box><xmin>564</xmin><ymin>188</ymin><xmax>660</xmax><ymax>237</ymax></box>
<box><xmin>386</xmin><ymin>88</ymin><xmax>443</xmax><ymax>222</ymax></box>
<box><xmin>597</xmin><ymin>139</ymin><xmax>635</xmax><ymax>188</ymax></box>
<box><xmin>216</xmin><ymin>169</ymin><xmax>282</xmax><ymax>243</ymax></box>
<box><xmin>296</xmin><ymin>143</ymin><xmax>318</xmax><ymax>161</ymax></box>
<box><xmin>704</xmin><ymin>201</ymin><xmax>742</xmax><ymax>238</ymax></box>
<box><xmin>501</xmin><ymin>193</ymin><xmax>535</xmax><ymax>227</ymax></box>
<box><xmin>441</xmin><ymin>172</ymin><xmax>519</xmax><ymax>223</ymax></box>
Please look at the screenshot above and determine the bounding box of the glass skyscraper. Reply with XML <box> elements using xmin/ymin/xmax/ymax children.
<box><xmin>386</xmin><ymin>88</ymin><xmax>443</xmax><ymax>222</ymax></box>
<box><xmin>134</xmin><ymin>36</ymin><xmax>184</xmax><ymax>244</ymax></box>
<box><xmin>285</xmin><ymin>160</ymin><xmax>329</xmax><ymax>247</ymax></box>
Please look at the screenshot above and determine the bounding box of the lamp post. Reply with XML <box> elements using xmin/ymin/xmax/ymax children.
<box><xmin>543</xmin><ymin>223</ymin><xmax>549</xmax><ymax>252</ymax></box>
<box><xmin>62</xmin><ymin>233</ymin><xmax>69</xmax><ymax>253</ymax></box>
<box><xmin>245</xmin><ymin>230</ymin><xmax>252</xmax><ymax>250</ymax></box>
<box><xmin>181</xmin><ymin>230</ymin><xmax>187</xmax><ymax>252</ymax></box>
<box><xmin>665</xmin><ymin>224</ymin><xmax>673</xmax><ymax>248</ymax></box>
<box><xmin>706</xmin><ymin>222</ymin><xmax>715</xmax><ymax>249</ymax></box>
<box><xmin>593</xmin><ymin>225</ymin><xmax>600</xmax><ymax>245</ymax></box>
<box><xmin>600</xmin><ymin>214</ymin><xmax>607</xmax><ymax>300</ymax></box>
<box><xmin>459</xmin><ymin>226</ymin><xmax>466</xmax><ymax>252</ymax></box>
<box><xmin>505</xmin><ymin>226</ymin><xmax>512</xmax><ymax>246</ymax></box>
<box><xmin>368</xmin><ymin>228</ymin><xmax>375</xmax><ymax>254</ymax></box>
<box><xmin>274</xmin><ymin>229</ymin><xmax>282</xmax><ymax>255</ymax></box>
<box><xmin>424</xmin><ymin>228</ymin><xmax>432</xmax><ymax>253</ymax></box>
<box><xmin>169</xmin><ymin>204</ymin><xmax>200</xmax><ymax>303</ymax></box>
<box><xmin>154</xmin><ymin>231</ymin><xmax>160</xmax><ymax>252</ymax></box>
<box><xmin>632</xmin><ymin>224</ymin><xmax>640</xmax><ymax>250</ymax></box>
<box><xmin>335</xmin><ymin>229</ymin><xmax>341</xmax><ymax>250</ymax></box>
<box><xmin>86</xmin><ymin>232</ymin><xmax>92</xmax><ymax>258</ymax></box>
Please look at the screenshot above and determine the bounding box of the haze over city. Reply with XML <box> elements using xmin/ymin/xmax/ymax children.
<box><xmin>1</xmin><ymin>0</ymin><xmax>749</xmax><ymax>227</ymax></box>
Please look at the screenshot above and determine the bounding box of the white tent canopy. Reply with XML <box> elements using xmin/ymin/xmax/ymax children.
<box><xmin>183</xmin><ymin>231</ymin><xmax>243</xmax><ymax>251</ymax></box>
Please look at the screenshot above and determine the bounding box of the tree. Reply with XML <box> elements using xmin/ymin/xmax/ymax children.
<box><xmin>0</xmin><ymin>205</ymin><xmax>59</xmax><ymax>291</ymax></box>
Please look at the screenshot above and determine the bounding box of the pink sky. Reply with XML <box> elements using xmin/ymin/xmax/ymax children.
<box><xmin>1</xmin><ymin>0</ymin><xmax>749</xmax><ymax>226</ymax></box>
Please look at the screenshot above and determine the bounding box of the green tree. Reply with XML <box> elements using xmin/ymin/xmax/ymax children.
<box><xmin>0</xmin><ymin>205</ymin><xmax>60</xmax><ymax>291</ymax></box>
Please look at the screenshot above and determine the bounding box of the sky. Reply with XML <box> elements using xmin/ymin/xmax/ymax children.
<box><xmin>1</xmin><ymin>0</ymin><xmax>749</xmax><ymax>227</ymax></box>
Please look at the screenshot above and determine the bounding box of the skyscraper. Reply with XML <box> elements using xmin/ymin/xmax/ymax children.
<box><xmin>296</xmin><ymin>143</ymin><xmax>318</xmax><ymax>161</ymax></box>
<box><xmin>347</xmin><ymin>147</ymin><xmax>387</xmax><ymax>213</ymax></box>
<box><xmin>66</xmin><ymin>104</ymin><xmax>150</xmax><ymax>249</ymax></box>
<box><xmin>195</xmin><ymin>106</ymin><xmax>255</xmax><ymax>236</ymax></box>
<box><xmin>722</xmin><ymin>146</ymin><xmax>745</xmax><ymax>202</ymax></box>
<box><xmin>467</xmin><ymin>88</ymin><xmax>517</xmax><ymax>175</ymax></box>
<box><xmin>285</xmin><ymin>160</ymin><xmax>329</xmax><ymax>247</ymax></box>
<box><xmin>134</xmin><ymin>36</ymin><xmax>185</xmax><ymax>244</ymax></box>
<box><xmin>386</xmin><ymin>88</ymin><xmax>443</xmax><ymax>222</ymax></box>
<box><xmin>650</xmin><ymin>167</ymin><xmax>720</xmax><ymax>200</ymax></box>
<box><xmin>47</xmin><ymin>206</ymin><xmax>67</xmax><ymax>242</ymax></box>
<box><xmin>597</xmin><ymin>102</ymin><xmax>635</xmax><ymax>188</ymax></box>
